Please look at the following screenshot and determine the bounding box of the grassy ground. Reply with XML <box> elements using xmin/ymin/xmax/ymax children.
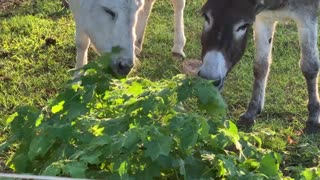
<box><xmin>0</xmin><ymin>0</ymin><xmax>319</xmax><ymax>176</ymax></box>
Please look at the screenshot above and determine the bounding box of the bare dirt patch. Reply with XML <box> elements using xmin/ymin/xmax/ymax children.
<box><xmin>0</xmin><ymin>0</ymin><xmax>26</xmax><ymax>12</ymax></box>
<box><xmin>182</xmin><ymin>59</ymin><xmax>202</xmax><ymax>76</ymax></box>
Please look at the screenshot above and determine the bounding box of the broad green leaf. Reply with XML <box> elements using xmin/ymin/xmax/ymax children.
<box><xmin>145</xmin><ymin>141</ymin><xmax>161</xmax><ymax>161</ymax></box>
<box><xmin>145</xmin><ymin>134</ymin><xmax>172</xmax><ymax>161</ymax></box>
<box><xmin>242</xmin><ymin>159</ymin><xmax>260</xmax><ymax>170</ymax></box>
<box><xmin>35</xmin><ymin>114</ymin><xmax>44</xmax><ymax>127</ymax></box>
<box><xmin>127</xmin><ymin>81</ymin><xmax>144</xmax><ymax>96</ymax></box>
<box><xmin>63</xmin><ymin>162</ymin><xmax>87</xmax><ymax>178</ymax></box>
<box><xmin>184</xmin><ymin>157</ymin><xmax>209</xmax><ymax>179</ymax></box>
<box><xmin>89</xmin><ymin>135</ymin><xmax>112</xmax><ymax>147</ymax></box>
<box><xmin>253</xmin><ymin>135</ymin><xmax>263</xmax><ymax>149</ymax></box>
<box><xmin>65</xmin><ymin>101</ymin><xmax>89</xmax><ymax>120</ymax></box>
<box><xmin>178</xmin><ymin>159</ymin><xmax>186</xmax><ymax>176</ymax></box>
<box><xmin>217</xmin><ymin>156</ymin><xmax>238</xmax><ymax>177</ymax></box>
<box><xmin>118</xmin><ymin>161</ymin><xmax>127</xmax><ymax>177</ymax></box>
<box><xmin>42</xmin><ymin>163</ymin><xmax>62</xmax><ymax>176</ymax></box>
<box><xmin>217</xmin><ymin>159</ymin><xmax>228</xmax><ymax>177</ymax></box>
<box><xmin>48</xmin><ymin>125</ymin><xmax>73</xmax><ymax>140</ymax></box>
<box><xmin>300</xmin><ymin>168</ymin><xmax>317</xmax><ymax>180</ymax></box>
<box><xmin>134</xmin><ymin>162</ymin><xmax>161</xmax><ymax>179</ymax></box>
<box><xmin>89</xmin><ymin>125</ymin><xmax>104</xmax><ymax>137</ymax></box>
<box><xmin>169</xmin><ymin>116</ymin><xmax>199</xmax><ymax>150</ymax></box>
<box><xmin>177</xmin><ymin>79</ymin><xmax>193</xmax><ymax>102</ymax></box>
<box><xmin>258</xmin><ymin>153</ymin><xmax>282</xmax><ymax>178</ymax></box>
<box><xmin>10</xmin><ymin>106</ymin><xmax>41</xmax><ymax>133</ymax></box>
<box><xmin>8</xmin><ymin>153</ymin><xmax>30</xmax><ymax>173</ymax></box>
<box><xmin>195</xmin><ymin>83</ymin><xmax>212</xmax><ymax>105</ymax></box>
<box><xmin>6</xmin><ymin>112</ymin><xmax>18</xmax><ymax>124</ymax></box>
<box><xmin>123</xmin><ymin>129</ymin><xmax>140</xmax><ymax>149</ymax></box>
<box><xmin>28</xmin><ymin>135</ymin><xmax>55</xmax><ymax>160</ymax></box>
<box><xmin>198</xmin><ymin>117</ymin><xmax>210</xmax><ymax>137</ymax></box>
<box><xmin>51</xmin><ymin>101</ymin><xmax>65</xmax><ymax>114</ymax></box>
<box><xmin>80</xmin><ymin>151</ymin><xmax>103</xmax><ymax>164</ymax></box>
<box><xmin>82</xmin><ymin>85</ymin><xmax>96</xmax><ymax>102</ymax></box>
<box><xmin>221</xmin><ymin>121</ymin><xmax>242</xmax><ymax>151</ymax></box>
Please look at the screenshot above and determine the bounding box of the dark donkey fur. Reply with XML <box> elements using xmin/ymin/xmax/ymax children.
<box><xmin>199</xmin><ymin>0</ymin><xmax>320</xmax><ymax>133</ymax></box>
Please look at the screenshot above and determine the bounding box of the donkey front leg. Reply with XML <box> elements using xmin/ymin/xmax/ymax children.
<box><xmin>74</xmin><ymin>29</ymin><xmax>90</xmax><ymax>78</ymax></box>
<box><xmin>135</xmin><ymin>0</ymin><xmax>155</xmax><ymax>55</ymax></box>
<box><xmin>171</xmin><ymin>0</ymin><xmax>186</xmax><ymax>59</ymax></box>
<box><xmin>297</xmin><ymin>16</ymin><xmax>320</xmax><ymax>133</ymax></box>
<box><xmin>238</xmin><ymin>17</ymin><xmax>276</xmax><ymax>127</ymax></box>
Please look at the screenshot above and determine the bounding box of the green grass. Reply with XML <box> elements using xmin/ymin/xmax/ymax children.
<box><xmin>0</xmin><ymin>0</ymin><xmax>319</xmax><ymax>176</ymax></box>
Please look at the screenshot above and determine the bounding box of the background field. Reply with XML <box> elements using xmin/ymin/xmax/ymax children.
<box><xmin>0</xmin><ymin>0</ymin><xmax>319</xmax><ymax>175</ymax></box>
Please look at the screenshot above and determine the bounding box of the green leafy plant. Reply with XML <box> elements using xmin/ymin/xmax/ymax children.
<box><xmin>2</xmin><ymin>51</ymin><xmax>288</xmax><ymax>179</ymax></box>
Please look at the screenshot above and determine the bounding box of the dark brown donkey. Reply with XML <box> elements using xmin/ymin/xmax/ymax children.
<box><xmin>198</xmin><ymin>0</ymin><xmax>320</xmax><ymax>133</ymax></box>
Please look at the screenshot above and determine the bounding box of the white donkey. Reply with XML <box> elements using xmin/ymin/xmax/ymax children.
<box><xmin>68</xmin><ymin>0</ymin><xmax>186</xmax><ymax>76</ymax></box>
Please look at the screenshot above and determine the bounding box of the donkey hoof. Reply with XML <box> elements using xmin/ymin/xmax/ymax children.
<box><xmin>303</xmin><ymin>121</ymin><xmax>320</xmax><ymax>134</ymax></box>
<box><xmin>62</xmin><ymin>0</ymin><xmax>69</xmax><ymax>8</ymax></box>
<box><xmin>237</xmin><ymin>114</ymin><xmax>255</xmax><ymax>128</ymax></box>
<box><xmin>135</xmin><ymin>47</ymin><xmax>142</xmax><ymax>56</ymax></box>
<box><xmin>172</xmin><ymin>52</ymin><xmax>185</xmax><ymax>61</ymax></box>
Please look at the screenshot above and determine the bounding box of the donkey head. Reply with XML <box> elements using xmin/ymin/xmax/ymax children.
<box><xmin>76</xmin><ymin>0</ymin><xmax>144</xmax><ymax>75</ymax></box>
<box><xmin>198</xmin><ymin>0</ymin><xmax>284</xmax><ymax>90</ymax></box>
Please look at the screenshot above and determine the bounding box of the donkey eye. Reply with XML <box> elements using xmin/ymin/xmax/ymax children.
<box><xmin>237</xmin><ymin>23</ymin><xmax>250</xmax><ymax>32</ymax></box>
<box><xmin>203</xmin><ymin>13</ymin><xmax>210</xmax><ymax>24</ymax></box>
<box><xmin>103</xmin><ymin>7</ymin><xmax>116</xmax><ymax>20</ymax></box>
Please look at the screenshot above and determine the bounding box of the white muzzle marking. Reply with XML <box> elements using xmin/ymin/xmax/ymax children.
<box><xmin>199</xmin><ymin>50</ymin><xmax>227</xmax><ymax>80</ymax></box>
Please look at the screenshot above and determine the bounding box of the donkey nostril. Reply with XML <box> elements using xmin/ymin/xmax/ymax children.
<box><xmin>213</xmin><ymin>79</ymin><xmax>222</xmax><ymax>87</ymax></box>
<box><xmin>117</xmin><ymin>61</ymin><xmax>132</xmax><ymax>75</ymax></box>
<box><xmin>118</xmin><ymin>62</ymin><xmax>126</xmax><ymax>71</ymax></box>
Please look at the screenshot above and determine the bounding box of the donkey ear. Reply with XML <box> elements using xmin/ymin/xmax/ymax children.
<box><xmin>250</xmin><ymin>0</ymin><xmax>287</xmax><ymax>14</ymax></box>
<box><xmin>135</xmin><ymin>0</ymin><xmax>144</xmax><ymax>8</ymax></box>
<box><xmin>264</xmin><ymin>0</ymin><xmax>287</xmax><ymax>10</ymax></box>
<box><xmin>248</xmin><ymin>0</ymin><xmax>266</xmax><ymax>14</ymax></box>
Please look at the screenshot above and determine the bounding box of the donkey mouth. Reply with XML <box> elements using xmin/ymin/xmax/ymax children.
<box><xmin>213</xmin><ymin>78</ymin><xmax>224</xmax><ymax>91</ymax></box>
<box><xmin>197</xmin><ymin>71</ymin><xmax>225</xmax><ymax>91</ymax></box>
